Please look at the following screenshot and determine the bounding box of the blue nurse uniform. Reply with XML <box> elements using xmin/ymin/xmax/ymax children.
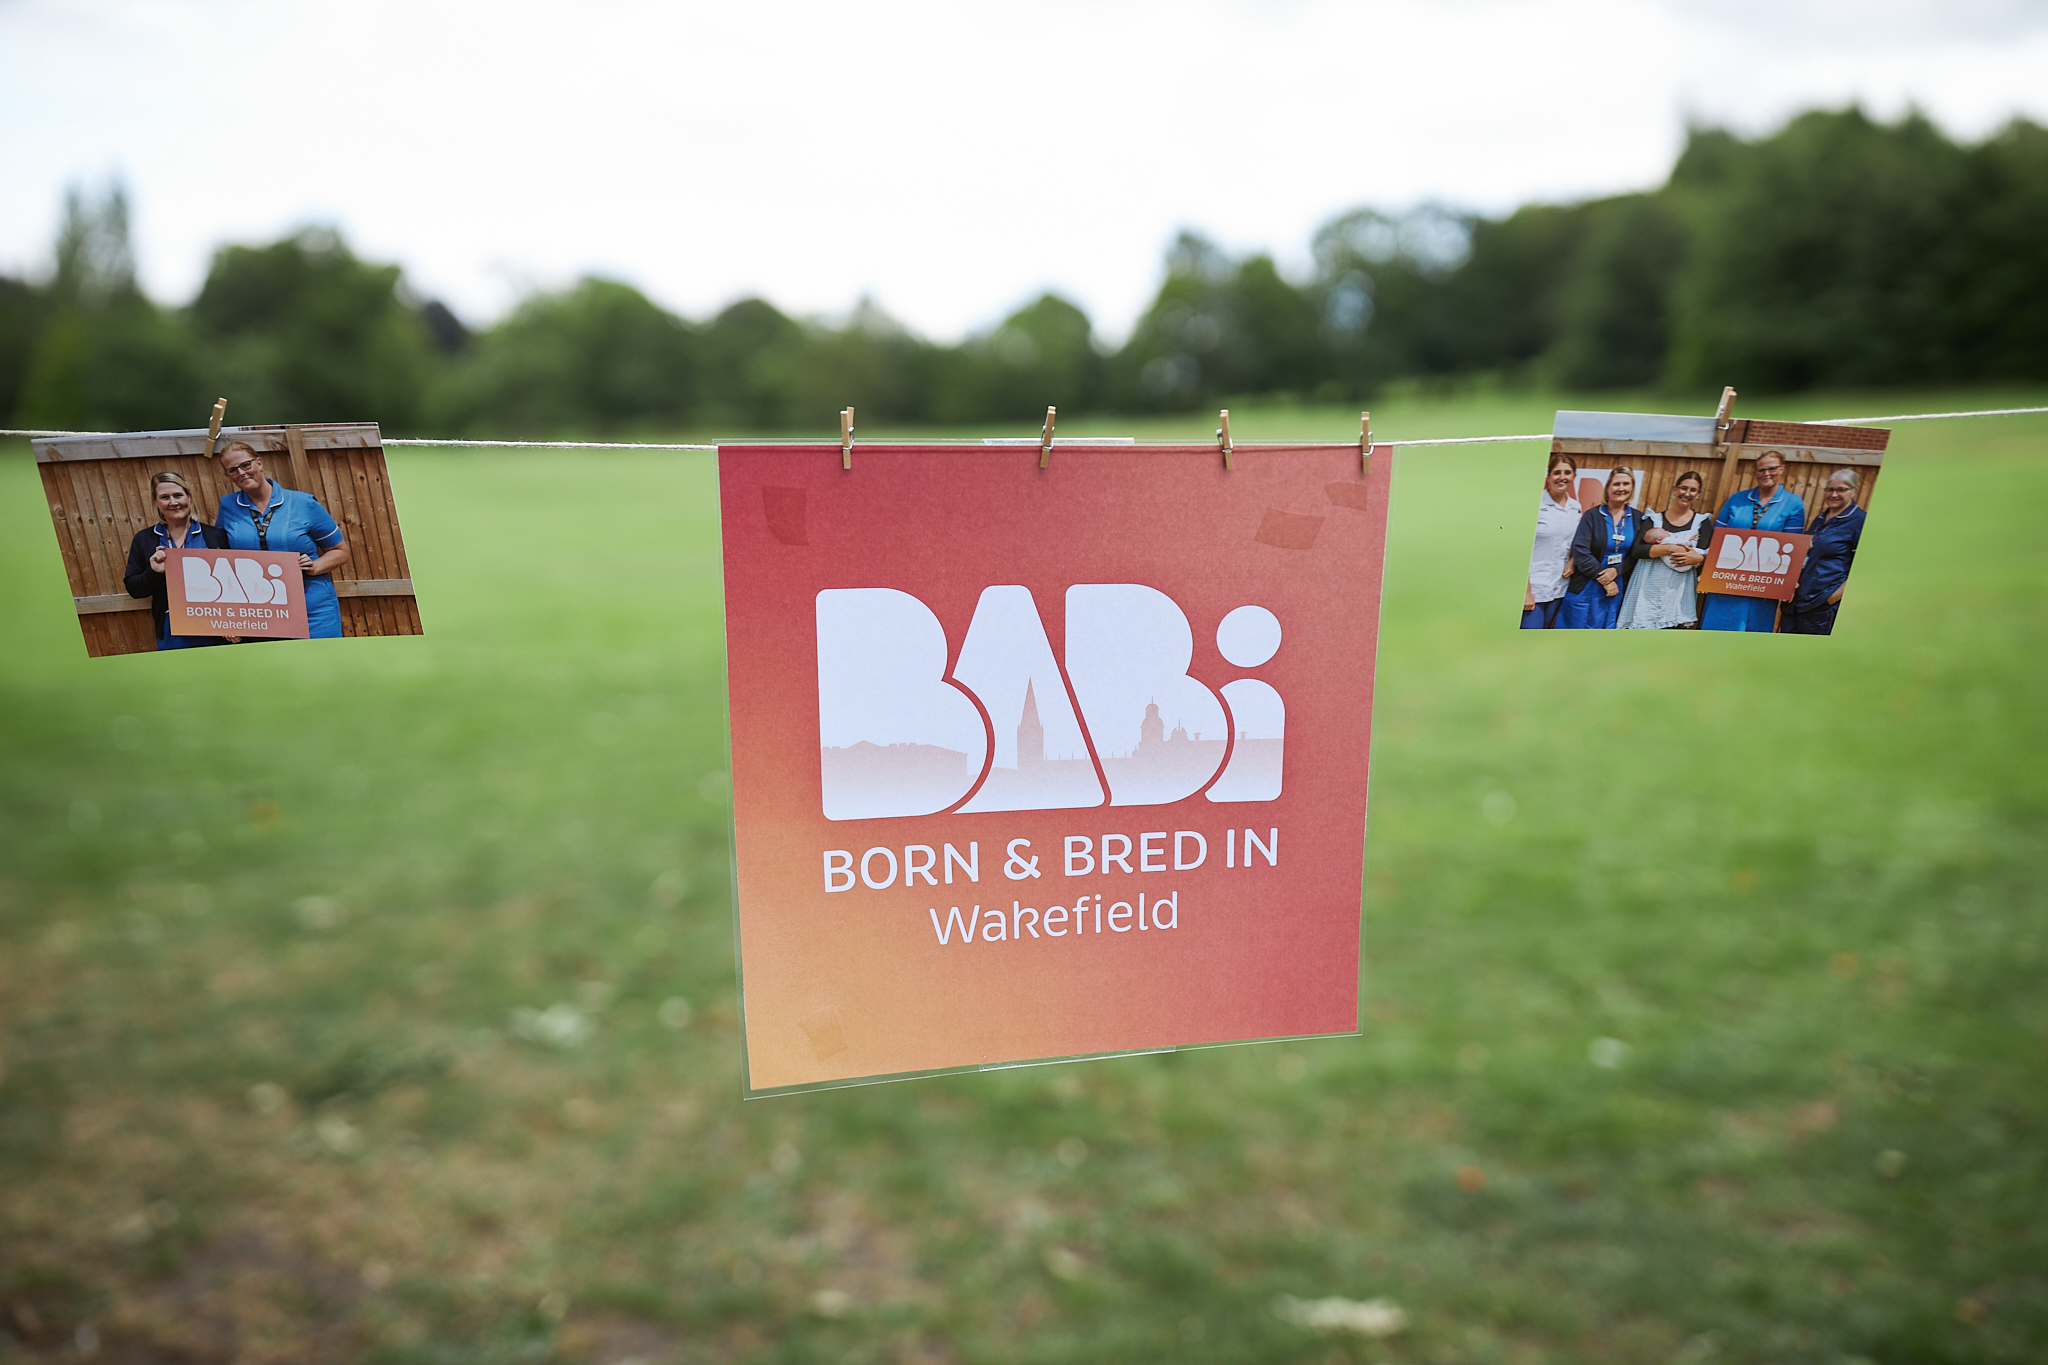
<box><xmin>1699</xmin><ymin>486</ymin><xmax>1805</xmax><ymax>633</ymax></box>
<box><xmin>216</xmin><ymin>483</ymin><xmax>346</xmax><ymax>639</ymax></box>
<box><xmin>1782</xmin><ymin>501</ymin><xmax>1866</xmax><ymax>635</ymax></box>
<box><xmin>1559</xmin><ymin>504</ymin><xmax>1643</xmax><ymax>630</ymax></box>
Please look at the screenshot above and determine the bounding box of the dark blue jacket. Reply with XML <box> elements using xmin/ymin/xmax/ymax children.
<box><xmin>125</xmin><ymin>521</ymin><xmax>231</xmax><ymax>639</ymax></box>
<box><xmin>1567</xmin><ymin>504</ymin><xmax>1649</xmax><ymax>595</ymax></box>
<box><xmin>1793</xmin><ymin>502</ymin><xmax>1865</xmax><ymax>610</ymax></box>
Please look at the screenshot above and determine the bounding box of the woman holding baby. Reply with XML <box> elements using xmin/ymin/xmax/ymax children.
<box><xmin>1617</xmin><ymin>470</ymin><xmax>1711</xmax><ymax>629</ymax></box>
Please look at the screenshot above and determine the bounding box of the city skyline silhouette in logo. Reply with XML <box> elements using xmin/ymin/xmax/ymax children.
<box><xmin>816</xmin><ymin>584</ymin><xmax>1284</xmax><ymax>820</ymax></box>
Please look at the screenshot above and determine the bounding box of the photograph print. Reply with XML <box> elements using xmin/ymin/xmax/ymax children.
<box><xmin>1520</xmin><ymin>410</ymin><xmax>1888</xmax><ymax>635</ymax></box>
<box><xmin>35</xmin><ymin>422</ymin><xmax>423</xmax><ymax>657</ymax></box>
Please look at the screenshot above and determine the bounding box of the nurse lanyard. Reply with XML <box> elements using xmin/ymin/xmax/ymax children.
<box><xmin>1604</xmin><ymin>507</ymin><xmax>1630</xmax><ymax>567</ymax></box>
<box><xmin>245</xmin><ymin>488</ymin><xmax>283</xmax><ymax>551</ymax></box>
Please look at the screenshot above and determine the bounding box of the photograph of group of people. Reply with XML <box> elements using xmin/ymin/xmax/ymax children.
<box><xmin>1520</xmin><ymin>409</ymin><xmax>1888</xmax><ymax>636</ymax></box>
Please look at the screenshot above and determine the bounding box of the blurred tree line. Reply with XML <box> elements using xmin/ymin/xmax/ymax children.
<box><xmin>5</xmin><ymin>107</ymin><xmax>2046</xmax><ymax>437</ymax></box>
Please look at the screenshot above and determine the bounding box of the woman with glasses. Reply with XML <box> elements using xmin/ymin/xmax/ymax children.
<box><xmin>1522</xmin><ymin>451</ymin><xmax>1580</xmax><ymax>628</ymax></box>
<box><xmin>123</xmin><ymin>471</ymin><xmax>233</xmax><ymax>649</ymax></box>
<box><xmin>1780</xmin><ymin>467</ymin><xmax>1866</xmax><ymax>636</ymax></box>
<box><xmin>1558</xmin><ymin>468</ymin><xmax>1646</xmax><ymax>630</ymax></box>
<box><xmin>1699</xmin><ymin>450</ymin><xmax>1804</xmax><ymax>633</ymax></box>
<box><xmin>1617</xmin><ymin>470</ymin><xmax>1709</xmax><ymax>629</ymax></box>
<box><xmin>214</xmin><ymin>441</ymin><xmax>351</xmax><ymax>639</ymax></box>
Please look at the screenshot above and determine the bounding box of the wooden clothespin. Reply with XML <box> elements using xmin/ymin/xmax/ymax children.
<box><xmin>840</xmin><ymin>407</ymin><xmax>855</xmax><ymax>471</ymax></box>
<box><xmin>1359</xmin><ymin>410</ymin><xmax>1372</xmax><ymax>472</ymax></box>
<box><xmin>1710</xmin><ymin>386</ymin><xmax>1740</xmax><ymax>503</ymax></box>
<box><xmin>1217</xmin><ymin>409</ymin><xmax>1233</xmax><ymax>471</ymax></box>
<box><xmin>1040</xmin><ymin>405</ymin><xmax>1056</xmax><ymax>469</ymax></box>
<box><xmin>205</xmin><ymin>398</ymin><xmax>226</xmax><ymax>456</ymax></box>
<box><xmin>1711</xmin><ymin>386</ymin><xmax>1738</xmax><ymax>444</ymax></box>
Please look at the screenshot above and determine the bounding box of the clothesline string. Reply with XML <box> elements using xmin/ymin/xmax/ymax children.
<box><xmin>4</xmin><ymin>405</ymin><xmax>2044</xmax><ymax>452</ymax></box>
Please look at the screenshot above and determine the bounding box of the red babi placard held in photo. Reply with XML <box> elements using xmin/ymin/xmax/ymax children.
<box><xmin>165</xmin><ymin>547</ymin><xmax>313</xmax><ymax>639</ymax></box>
<box><xmin>1698</xmin><ymin>529</ymin><xmax>1812</xmax><ymax>601</ymax></box>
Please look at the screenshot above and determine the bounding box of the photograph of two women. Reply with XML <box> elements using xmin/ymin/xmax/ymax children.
<box><xmin>34</xmin><ymin>421</ymin><xmax>423</xmax><ymax>657</ymax></box>
<box><xmin>1520</xmin><ymin>409</ymin><xmax>1889</xmax><ymax>635</ymax></box>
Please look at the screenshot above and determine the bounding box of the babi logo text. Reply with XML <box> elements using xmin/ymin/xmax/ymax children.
<box><xmin>817</xmin><ymin>584</ymin><xmax>1287</xmax><ymax>820</ymax></box>
<box><xmin>181</xmin><ymin>555</ymin><xmax>296</xmax><ymax>606</ymax></box>
<box><xmin>1699</xmin><ymin>530</ymin><xmax>1811</xmax><ymax>601</ymax></box>
<box><xmin>1713</xmin><ymin>533</ymin><xmax>1796</xmax><ymax>575</ymax></box>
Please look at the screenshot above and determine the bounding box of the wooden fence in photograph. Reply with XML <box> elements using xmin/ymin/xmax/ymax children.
<box><xmin>1551</xmin><ymin>418</ymin><xmax>1888</xmax><ymax>522</ymax></box>
<box><xmin>34</xmin><ymin>422</ymin><xmax>421</xmax><ymax>658</ymax></box>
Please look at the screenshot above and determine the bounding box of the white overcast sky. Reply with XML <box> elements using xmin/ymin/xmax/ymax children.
<box><xmin>4</xmin><ymin>0</ymin><xmax>2046</xmax><ymax>343</ymax></box>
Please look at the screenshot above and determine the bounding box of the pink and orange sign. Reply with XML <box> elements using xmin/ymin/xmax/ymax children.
<box><xmin>165</xmin><ymin>547</ymin><xmax>312</xmax><ymax>639</ymax></box>
<box><xmin>1699</xmin><ymin>529</ymin><xmax>1811</xmax><ymax>601</ymax></box>
<box><xmin>718</xmin><ymin>442</ymin><xmax>1393</xmax><ymax>1094</ymax></box>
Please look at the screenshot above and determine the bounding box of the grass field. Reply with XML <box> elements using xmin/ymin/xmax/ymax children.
<box><xmin>1</xmin><ymin>390</ymin><xmax>2044</xmax><ymax>1364</ymax></box>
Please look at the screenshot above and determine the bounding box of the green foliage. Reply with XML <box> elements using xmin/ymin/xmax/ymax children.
<box><xmin>433</xmin><ymin>276</ymin><xmax>702</xmax><ymax>436</ymax></box>
<box><xmin>6</xmin><ymin>189</ymin><xmax>449</xmax><ymax>433</ymax></box>
<box><xmin>193</xmin><ymin>229</ymin><xmax>440</xmax><ymax>428</ymax></box>
<box><xmin>12</xmin><ymin>186</ymin><xmax>209</xmax><ymax>431</ymax></box>
<box><xmin>1312</xmin><ymin>205</ymin><xmax>1473</xmax><ymax>395</ymax></box>
<box><xmin>773</xmin><ymin>299</ymin><xmax>939</xmax><ymax>429</ymax></box>
<box><xmin>1315</xmin><ymin>110</ymin><xmax>2048</xmax><ymax>399</ymax></box>
<box><xmin>6</xmin><ymin>106</ymin><xmax>2046</xmax><ymax>441</ymax></box>
<box><xmin>1420</xmin><ymin>203</ymin><xmax>1593</xmax><ymax>377</ymax></box>
<box><xmin>14</xmin><ymin>299</ymin><xmax>209</xmax><ymax>432</ymax></box>
<box><xmin>1669</xmin><ymin>109</ymin><xmax>2048</xmax><ymax>390</ymax></box>
<box><xmin>702</xmin><ymin>297</ymin><xmax>811</xmax><ymax>429</ymax></box>
<box><xmin>0</xmin><ymin>276</ymin><xmax>41</xmax><ymax>423</ymax></box>
<box><xmin>934</xmin><ymin>294</ymin><xmax>1105</xmax><ymax>423</ymax></box>
<box><xmin>1110</xmin><ymin>234</ymin><xmax>1329</xmax><ymax>410</ymax></box>
<box><xmin>1668</xmin><ymin>109</ymin><xmax>1971</xmax><ymax>389</ymax></box>
<box><xmin>1548</xmin><ymin>194</ymin><xmax>1689</xmax><ymax>389</ymax></box>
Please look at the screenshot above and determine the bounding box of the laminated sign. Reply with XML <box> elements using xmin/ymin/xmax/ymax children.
<box><xmin>718</xmin><ymin>442</ymin><xmax>1394</xmax><ymax>1093</ymax></box>
<box><xmin>1698</xmin><ymin>530</ymin><xmax>1810</xmax><ymax>600</ymax></box>
<box><xmin>166</xmin><ymin>547</ymin><xmax>312</xmax><ymax>638</ymax></box>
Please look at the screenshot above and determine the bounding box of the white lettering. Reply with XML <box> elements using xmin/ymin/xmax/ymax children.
<box><xmin>860</xmin><ymin>846</ymin><xmax>899</xmax><ymax>890</ymax></box>
<box><xmin>234</xmin><ymin>557</ymin><xmax>274</xmax><ymax>603</ymax></box>
<box><xmin>210</xmin><ymin>558</ymin><xmax>249</xmax><ymax>603</ymax></box>
<box><xmin>182</xmin><ymin>556</ymin><xmax>221</xmax><ymax>603</ymax></box>
<box><xmin>944</xmin><ymin>842</ymin><xmax>978</xmax><ymax>884</ymax></box>
<box><xmin>1246</xmin><ymin>828</ymin><xmax>1278</xmax><ymax>867</ymax></box>
<box><xmin>823</xmin><ymin>850</ymin><xmax>854</xmax><ymax>893</ymax></box>
<box><xmin>1174</xmin><ymin>830</ymin><xmax>1207</xmax><ymax>870</ymax></box>
<box><xmin>928</xmin><ymin>905</ymin><xmax>978</xmax><ymax>944</ymax></box>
